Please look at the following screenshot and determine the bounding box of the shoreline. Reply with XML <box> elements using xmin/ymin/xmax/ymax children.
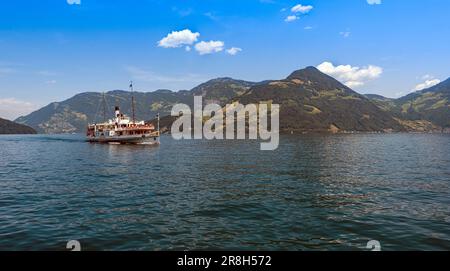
<box><xmin>2</xmin><ymin>131</ymin><xmax>450</xmax><ymax>136</ymax></box>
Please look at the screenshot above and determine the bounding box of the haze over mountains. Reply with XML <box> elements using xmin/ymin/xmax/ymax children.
<box><xmin>14</xmin><ymin>67</ymin><xmax>450</xmax><ymax>134</ymax></box>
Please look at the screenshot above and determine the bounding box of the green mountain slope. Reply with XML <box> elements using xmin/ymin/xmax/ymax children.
<box><xmin>190</xmin><ymin>77</ymin><xmax>256</xmax><ymax>105</ymax></box>
<box><xmin>395</xmin><ymin>78</ymin><xmax>450</xmax><ymax>128</ymax></box>
<box><xmin>237</xmin><ymin>67</ymin><xmax>405</xmax><ymax>133</ymax></box>
<box><xmin>366</xmin><ymin>78</ymin><xmax>450</xmax><ymax>130</ymax></box>
<box><xmin>0</xmin><ymin>118</ymin><xmax>37</xmax><ymax>134</ymax></box>
<box><xmin>15</xmin><ymin>78</ymin><xmax>254</xmax><ymax>134</ymax></box>
<box><xmin>15</xmin><ymin>90</ymin><xmax>192</xmax><ymax>134</ymax></box>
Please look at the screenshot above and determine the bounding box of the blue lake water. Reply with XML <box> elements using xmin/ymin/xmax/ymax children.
<box><xmin>0</xmin><ymin>134</ymin><xmax>449</xmax><ymax>251</ymax></box>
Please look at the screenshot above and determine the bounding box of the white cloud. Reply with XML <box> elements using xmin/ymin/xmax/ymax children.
<box><xmin>226</xmin><ymin>47</ymin><xmax>242</xmax><ymax>56</ymax></box>
<box><xmin>45</xmin><ymin>80</ymin><xmax>57</xmax><ymax>84</ymax></box>
<box><xmin>67</xmin><ymin>0</ymin><xmax>81</xmax><ymax>5</ymax></box>
<box><xmin>285</xmin><ymin>15</ymin><xmax>299</xmax><ymax>22</ymax></box>
<box><xmin>0</xmin><ymin>98</ymin><xmax>39</xmax><ymax>120</ymax></box>
<box><xmin>344</xmin><ymin>81</ymin><xmax>365</xmax><ymax>88</ymax></box>
<box><xmin>194</xmin><ymin>41</ymin><xmax>224</xmax><ymax>55</ymax></box>
<box><xmin>304</xmin><ymin>26</ymin><xmax>313</xmax><ymax>30</ymax></box>
<box><xmin>367</xmin><ymin>0</ymin><xmax>382</xmax><ymax>5</ymax></box>
<box><xmin>185</xmin><ymin>46</ymin><xmax>191</xmax><ymax>52</ymax></box>
<box><xmin>158</xmin><ymin>29</ymin><xmax>200</xmax><ymax>48</ymax></box>
<box><xmin>413</xmin><ymin>78</ymin><xmax>441</xmax><ymax>91</ymax></box>
<box><xmin>284</xmin><ymin>4</ymin><xmax>312</xmax><ymax>23</ymax></box>
<box><xmin>291</xmin><ymin>4</ymin><xmax>313</xmax><ymax>14</ymax></box>
<box><xmin>317</xmin><ymin>61</ymin><xmax>383</xmax><ymax>88</ymax></box>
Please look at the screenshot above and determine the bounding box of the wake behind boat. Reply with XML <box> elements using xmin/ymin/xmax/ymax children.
<box><xmin>86</xmin><ymin>82</ymin><xmax>160</xmax><ymax>145</ymax></box>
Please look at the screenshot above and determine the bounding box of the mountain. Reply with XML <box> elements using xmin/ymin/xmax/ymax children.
<box><xmin>15</xmin><ymin>78</ymin><xmax>254</xmax><ymax>134</ymax></box>
<box><xmin>365</xmin><ymin>94</ymin><xmax>401</xmax><ymax>115</ymax></box>
<box><xmin>16</xmin><ymin>67</ymin><xmax>449</xmax><ymax>134</ymax></box>
<box><xmin>365</xmin><ymin>78</ymin><xmax>450</xmax><ymax>130</ymax></box>
<box><xmin>0</xmin><ymin>118</ymin><xmax>37</xmax><ymax>134</ymax></box>
<box><xmin>395</xmin><ymin>78</ymin><xmax>450</xmax><ymax>128</ymax></box>
<box><xmin>15</xmin><ymin>90</ymin><xmax>191</xmax><ymax>134</ymax></box>
<box><xmin>190</xmin><ymin>77</ymin><xmax>256</xmax><ymax>105</ymax></box>
<box><xmin>236</xmin><ymin>67</ymin><xmax>404</xmax><ymax>133</ymax></box>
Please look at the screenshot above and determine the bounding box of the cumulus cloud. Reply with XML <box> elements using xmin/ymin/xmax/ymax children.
<box><xmin>367</xmin><ymin>0</ymin><xmax>382</xmax><ymax>5</ymax></box>
<box><xmin>413</xmin><ymin>78</ymin><xmax>441</xmax><ymax>91</ymax></box>
<box><xmin>291</xmin><ymin>4</ymin><xmax>313</xmax><ymax>14</ymax></box>
<box><xmin>317</xmin><ymin>61</ymin><xmax>383</xmax><ymax>88</ymax></box>
<box><xmin>158</xmin><ymin>29</ymin><xmax>237</xmax><ymax>56</ymax></box>
<box><xmin>158</xmin><ymin>29</ymin><xmax>200</xmax><ymax>48</ymax></box>
<box><xmin>291</xmin><ymin>4</ymin><xmax>314</xmax><ymax>14</ymax></box>
<box><xmin>284</xmin><ymin>4</ymin><xmax>312</xmax><ymax>22</ymax></box>
<box><xmin>285</xmin><ymin>15</ymin><xmax>299</xmax><ymax>22</ymax></box>
<box><xmin>226</xmin><ymin>47</ymin><xmax>242</xmax><ymax>56</ymax></box>
<box><xmin>67</xmin><ymin>0</ymin><xmax>81</xmax><ymax>5</ymax></box>
<box><xmin>195</xmin><ymin>41</ymin><xmax>225</xmax><ymax>55</ymax></box>
<box><xmin>0</xmin><ymin>98</ymin><xmax>38</xmax><ymax>120</ymax></box>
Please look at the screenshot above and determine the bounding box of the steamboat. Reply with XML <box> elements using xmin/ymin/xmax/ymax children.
<box><xmin>86</xmin><ymin>82</ymin><xmax>160</xmax><ymax>145</ymax></box>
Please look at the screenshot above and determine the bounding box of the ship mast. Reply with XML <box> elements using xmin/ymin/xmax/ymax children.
<box><xmin>130</xmin><ymin>81</ymin><xmax>136</xmax><ymax>123</ymax></box>
<box><xmin>157</xmin><ymin>113</ymin><xmax>160</xmax><ymax>135</ymax></box>
<box><xmin>102</xmin><ymin>92</ymin><xmax>107</xmax><ymax>122</ymax></box>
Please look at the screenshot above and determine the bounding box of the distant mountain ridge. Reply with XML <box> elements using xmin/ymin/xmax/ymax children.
<box><xmin>0</xmin><ymin>118</ymin><xmax>37</xmax><ymax>134</ymax></box>
<box><xmin>396</xmin><ymin>78</ymin><xmax>450</xmax><ymax>128</ymax></box>
<box><xmin>15</xmin><ymin>78</ymin><xmax>254</xmax><ymax>134</ymax></box>
<box><xmin>191</xmin><ymin>77</ymin><xmax>256</xmax><ymax>105</ymax></box>
<box><xmin>15</xmin><ymin>67</ymin><xmax>450</xmax><ymax>134</ymax></box>
<box><xmin>366</xmin><ymin>78</ymin><xmax>450</xmax><ymax>130</ymax></box>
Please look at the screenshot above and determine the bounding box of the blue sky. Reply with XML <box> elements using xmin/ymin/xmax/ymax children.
<box><xmin>0</xmin><ymin>0</ymin><xmax>449</xmax><ymax>120</ymax></box>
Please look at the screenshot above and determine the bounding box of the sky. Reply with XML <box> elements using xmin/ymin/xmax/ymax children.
<box><xmin>0</xmin><ymin>0</ymin><xmax>449</xmax><ymax>120</ymax></box>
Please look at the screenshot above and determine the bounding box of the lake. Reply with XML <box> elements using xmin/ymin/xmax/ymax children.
<box><xmin>0</xmin><ymin>134</ymin><xmax>449</xmax><ymax>250</ymax></box>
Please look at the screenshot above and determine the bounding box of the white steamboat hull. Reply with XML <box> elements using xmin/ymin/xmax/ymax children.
<box><xmin>87</xmin><ymin>134</ymin><xmax>159</xmax><ymax>145</ymax></box>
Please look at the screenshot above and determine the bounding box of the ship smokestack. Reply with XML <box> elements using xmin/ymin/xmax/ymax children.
<box><xmin>115</xmin><ymin>106</ymin><xmax>120</xmax><ymax>118</ymax></box>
